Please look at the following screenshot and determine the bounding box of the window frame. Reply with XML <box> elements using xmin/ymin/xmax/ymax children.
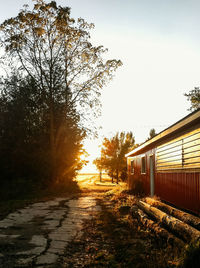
<box><xmin>141</xmin><ymin>155</ymin><xmax>146</xmax><ymax>174</ymax></box>
<box><xmin>130</xmin><ymin>159</ymin><xmax>135</xmax><ymax>175</ymax></box>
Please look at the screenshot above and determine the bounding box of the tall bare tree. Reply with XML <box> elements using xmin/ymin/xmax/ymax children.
<box><xmin>0</xmin><ymin>0</ymin><xmax>122</xmax><ymax>179</ymax></box>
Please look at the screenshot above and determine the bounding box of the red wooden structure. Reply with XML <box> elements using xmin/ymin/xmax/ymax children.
<box><xmin>126</xmin><ymin>109</ymin><xmax>200</xmax><ymax>215</ymax></box>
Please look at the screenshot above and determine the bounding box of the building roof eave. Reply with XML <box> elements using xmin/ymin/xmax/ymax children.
<box><xmin>125</xmin><ymin>108</ymin><xmax>200</xmax><ymax>158</ymax></box>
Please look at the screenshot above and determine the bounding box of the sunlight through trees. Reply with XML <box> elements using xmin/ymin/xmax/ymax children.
<box><xmin>0</xmin><ymin>0</ymin><xmax>121</xmax><ymax>197</ymax></box>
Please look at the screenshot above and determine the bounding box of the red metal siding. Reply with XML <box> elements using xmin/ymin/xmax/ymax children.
<box><xmin>128</xmin><ymin>152</ymin><xmax>200</xmax><ymax>215</ymax></box>
<box><xmin>127</xmin><ymin>120</ymin><xmax>200</xmax><ymax>215</ymax></box>
<box><xmin>155</xmin><ymin>172</ymin><xmax>200</xmax><ymax>215</ymax></box>
<box><xmin>127</xmin><ymin>150</ymin><xmax>155</xmax><ymax>196</ymax></box>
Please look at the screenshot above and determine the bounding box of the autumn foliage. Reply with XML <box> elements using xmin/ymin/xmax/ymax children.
<box><xmin>0</xmin><ymin>0</ymin><xmax>121</xmax><ymax>198</ymax></box>
<box><xmin>94</xmin><ymin>132</ymin><xmax>136</xmax><ymax>183</ymax></box>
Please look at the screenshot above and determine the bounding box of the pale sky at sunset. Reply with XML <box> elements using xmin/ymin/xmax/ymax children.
<box><xmin>1</xmin><ymin>0</ymin><xmax>200</xmax><ymax>172</ymax></box>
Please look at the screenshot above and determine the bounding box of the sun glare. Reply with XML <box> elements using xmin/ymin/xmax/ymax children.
<box><xmin>79</xmin><ymin>139</ymin><xmax>101</xmax><ymax>173</ymax></box>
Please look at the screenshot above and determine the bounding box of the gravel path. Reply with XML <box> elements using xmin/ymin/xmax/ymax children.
<box><xmin>0</xmin><ymin>195</ymin><xmax>101</xmax><ymax>267</ymax></box>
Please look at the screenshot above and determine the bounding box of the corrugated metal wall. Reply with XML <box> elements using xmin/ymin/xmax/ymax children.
<box><xmin>155</xmin><ymin>172</ymin><xmax>200</xmax><ymax>215</ymax></box>
<box><xmin>127</xmin><ymin>148</ymin><xmax>200</xmax><ymax>215</ymax></box>
<box><xmin>127</xmin><ymin>150</ymin><xmax>154</xmax><ymax>196</ymax></box>
<box><xmin>156</xmin><ymin>128</ymin><xmax>200</xmax><ymax>171</ymax></box>
<box><xmin>154</xmin><ymin>127</ymin><xmax>200</xmax><ymax>214</ymax></box>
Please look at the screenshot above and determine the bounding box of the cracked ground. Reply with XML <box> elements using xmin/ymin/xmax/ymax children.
<box><xmin>0</xmin><ymin>175</ymin><xmax>183</xmax><ymax>267</ymax></box>
<box><xmin>0</xmin><ymin>193</ymin><xmax>102</xmax><ymax>267</ymax></box>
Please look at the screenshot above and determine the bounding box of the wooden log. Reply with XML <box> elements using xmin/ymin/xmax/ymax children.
<box><xmin>136</xmin><ymin>208</ymin><xmax>184</xmax><ymax>248</ymax></box>
<box><xmin>137</xmin><ymin>201</ymin><xmax>200</xmax><ymax>243</ymax></box>
<box><xmin>145</xmin><ymin>197</ymin><xmax>200</xmax><ymax>231</ymax></box>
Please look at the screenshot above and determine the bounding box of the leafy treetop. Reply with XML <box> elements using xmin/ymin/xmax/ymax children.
<box><xmin>0</xmin><ymin>0</ymin><xmax>122</xmax><ymax>126</ymax></box>
<box><xmin>184</xmin><ymin>87</ymin><xmax>200</xmax><ymax>111</ymax></box>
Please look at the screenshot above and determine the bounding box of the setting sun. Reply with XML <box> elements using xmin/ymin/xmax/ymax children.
<box><xmin>80</xmin><ymin>139</ymin><xmax>101</xmax><ymax>173</ymax></box>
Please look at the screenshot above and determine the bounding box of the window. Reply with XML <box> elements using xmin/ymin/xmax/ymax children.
<box><xmin>141</xmin><ymin>156</ymin><xmax>146</xmax><ymax>174</ymax></box>
<box><xmin>130</xmin><ymin>160</ymin><xmax>134</xmax><ymax>174</ymax></box>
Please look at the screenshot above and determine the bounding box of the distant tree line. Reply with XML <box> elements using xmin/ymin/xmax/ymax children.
<box><xmin>0</xmin><ymin>0</ymin><xmax>121</xmax><ymax>199</ymax></box>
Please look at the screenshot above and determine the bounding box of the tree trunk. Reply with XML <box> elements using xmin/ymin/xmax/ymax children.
<box><xmin>49</xmin><ymin>95</ymin><xmax>56</xmax><ymax>182</ymax></box>
<box><xmin>137</xmin><ymin>201</ymin><xmax>200</xmax><ymax>243</ymax></box>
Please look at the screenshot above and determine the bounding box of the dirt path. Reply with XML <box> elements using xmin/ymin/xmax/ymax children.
<box><xmin>0</xmin><ymin>176</ymin><xmax>184</xmax><ymax>267</ymax></box>
<box><xmin>0</xmin><ymin>175</ymin><xmax>116</xmax><ymax>267</ymax></box>
<box><xmin>0</xmin><ymin>194</ymin><xmax>102</xmax><ymax>267</ymax></box>
<box><xmin>58</xmin><ymin>194</ymin><xmax>182</xmax><ymax>268</ymax></box>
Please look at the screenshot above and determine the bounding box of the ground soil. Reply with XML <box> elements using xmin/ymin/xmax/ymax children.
<box><xmin>0</xmin><ymin>174</ymin><xmax>196</xmax><ymax>267</ymax></box>
<box><xmin>57</xmin><ymin>175</ymin><xmax>184</xmax><ymax>268</ymax></box>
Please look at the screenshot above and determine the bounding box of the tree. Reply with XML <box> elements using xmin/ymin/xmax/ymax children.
<box><xmin>149</xmin><ymin>128</ymin><xmax>157</xmax><ymax>139</ymax></box>
<box><xmin>0</xmin><ymin>74</ymin><xmax>85</xmax><ymax>198</ymax></box>
<box><xmin>184</xmin><ymin>87</ymin><xmax>200</xmax><ymax>111</ymax></box>
<box><xmin>94</xmin><ymin>132</ymin><xmax>135</xmax><ymax>184</ymax></box>
<box><xmin>0</xmin><ymin>0</ymin><xmax>122</xmax><ymax>181</ymax></box>
<box><xmin>93</xmin><ymin>157</ymin><xmax>103</xmax><ymax>182</ymax></box>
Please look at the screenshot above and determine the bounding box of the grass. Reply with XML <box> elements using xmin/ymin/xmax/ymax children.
<box><xmin>179</xmin><ymin>241</ymin><xmax>200</xmax><ymax>268</ymax></box>
<box><xmin>0</xmin><ymin>179</ymin><xmax>80</xmax><ymax>220</ymax></box>
<box><xmin>0</xmin><ymin>173</ymin><xmax>114</xmax><ymax>220</ymax></box>
<box><xmin>60</xmin><ymin>192</ymin><xmax>180</xmax><ymax>267</ymax></box>
<box><xmin>0</xmin><ymin>199</ymin><xmax>32</xmax><ymax>220</ymax></box>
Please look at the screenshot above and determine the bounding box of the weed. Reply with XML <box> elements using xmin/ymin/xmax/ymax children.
<box><xmin>179</xmin><ymin>241</ymin><xmax>200</xmax><ymax>268</ymax></box>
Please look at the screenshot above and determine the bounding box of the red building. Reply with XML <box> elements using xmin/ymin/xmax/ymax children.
<box><xmin>126</xmin><ymin>109</ymin><xmax>200</xmax><ymax>215</ymax></box>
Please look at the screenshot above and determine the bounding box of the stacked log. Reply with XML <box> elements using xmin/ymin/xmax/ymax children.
<box><xmin>134</xmin><ymin>207</ymin><xmax>184</xmax><ymax>248</ymax></box>
<box><xmin>137</xmin><ymin>200</ymin><xmax>200</xmax><ymax>243</ymax></box>
<box><xmin>145</xmin><ymin>197</ymin><xmax>200</xmax><ymax>231</ymax></box>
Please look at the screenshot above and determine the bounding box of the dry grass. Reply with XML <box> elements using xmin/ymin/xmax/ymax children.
<box><xmin>76</xmin><ymin>173</ymin><xmax>126</xmax><ymax>193</ymax></box>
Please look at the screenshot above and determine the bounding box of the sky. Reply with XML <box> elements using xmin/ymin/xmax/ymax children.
<box><xmin>1</xmin><ymin>0</ymin><xmax>200</xmax><ymax>172</ymax></box>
